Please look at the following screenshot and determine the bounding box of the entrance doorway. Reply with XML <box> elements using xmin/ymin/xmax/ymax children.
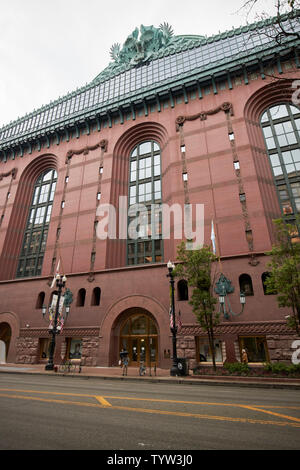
<box><xmin>0</xmin><ymin>323</ymin><xmax>11</xmax><ymax>363</ymax></box>
<box><xmin>120</xmin><ymin>313</ymin><xmax>158</xmax><ymax>367</ymax></box>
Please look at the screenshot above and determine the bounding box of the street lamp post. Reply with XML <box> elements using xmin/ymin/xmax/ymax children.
<box><xmin>167</xmin><ymin>260</ymin><xmax>178</xmax><ymax>376</ymax></box>
<box><xmin>43</xmin><ymin>274</ymin><xmax>67</xmax><ymax>371</ymax></box>
<box><xmin>215</xmin><ymin>273</ymin><xmax>246</xmax><ymax>319</ymax></box>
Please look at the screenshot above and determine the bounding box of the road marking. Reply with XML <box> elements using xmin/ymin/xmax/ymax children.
<box><xmin>0</xmin><ymin>391</ymin><xmax>300</xmax><ymax>428</ymax></box>
<box><xmin>95</xmin><ymin>396</ymin><xmax>111</xmax><ymax>407</ymax></box>
<box><xmin>241</xmin><ymin>405</ymin><xmax>300</xmax><ymax>424</ymax></box>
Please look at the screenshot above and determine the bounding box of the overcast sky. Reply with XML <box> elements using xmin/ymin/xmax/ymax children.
<box><xmin>0</xmin><ymin>0</ymin><xmax>278</xmax><ymax>128</ymax></box>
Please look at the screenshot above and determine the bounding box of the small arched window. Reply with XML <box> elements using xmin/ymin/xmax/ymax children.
<box><xmin>77</xmin><ymin>288</ymin><xmax>86</xmax><ymax>307</ymax></box>
<box><xmin>177</xmin><ymin>280</ymin><xmax>188</xmax><ymax>301</ymax></box>
<box><xmin>36</xmin><ymin>292</ymin><xmax>45</xmax><ymax>309</ymax></box>
<box><xmin>262</xmin><ymin>272</ymin><xmax>276</xmax><ymax>295</ymax></box>
<box><xmin>239</xmin><ymin>274</ymin><xmax>254</xmax><ymax>296</ymax></box>
<box><xmin>91</xmin><ymin>287</ymin><xmax>101</xmax><ymax>306</ymax></box>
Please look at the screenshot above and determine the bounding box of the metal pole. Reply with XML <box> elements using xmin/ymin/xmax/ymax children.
<box><xmin>45</xmin><ymin>276</ymin><xmax>64</xmax><ymax>371</ymax></box>
<box><xmin>168</xmin><ymin>264</ymin><xmax>178</xmax><ymax>376</ymax></box>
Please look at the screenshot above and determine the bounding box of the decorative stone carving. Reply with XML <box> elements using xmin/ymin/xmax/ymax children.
<box><xmin>65</xmin><ymin>140</ymin><xmax>108</xmax><ymax>163</ymax></box>
<box><xmin>0</xmin><ymin>168</ymin><xmax>17</xmax><ymax>181</ymax></box>
<box><xmin>175</xmin><ymin>102</ymin><xmax>234</xmax><ymax>130</ymax></box>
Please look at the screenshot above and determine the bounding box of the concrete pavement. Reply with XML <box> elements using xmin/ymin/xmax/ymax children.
<box><xmin>1</xmin><ymin>362</ymin><xmax>300</xmax><ymax>389</ymax></box>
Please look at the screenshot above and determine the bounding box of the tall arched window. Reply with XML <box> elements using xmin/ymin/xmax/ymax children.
<box><xmin>16</xmin><ymin>169</ymin><xmax>57</xmax><ymax>278</ymax></box>
<box><xmin>127</xmin><ymin>140</ymin><xmax>163</xmax><ymax>265</ymax></box>
<box><xmin>261</xmin><ymin>103</ymin><xmax>300</xmax><ymax>217</ymax></box>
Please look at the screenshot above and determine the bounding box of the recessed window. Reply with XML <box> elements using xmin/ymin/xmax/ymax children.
<box><xmin>229</xmin><ymin>132</ymin><xmax>235</xmax><ymax>141</ymax></box>
<box><xmin>36</xmin><ymin>291</ymin><xmax>45</xmax><ymax>309</ymax></box>
<box><xmin>239</xmin><ymin>336</ymin><xmax>269</xmax><ymax>362</ymax></box>
<box><xmin>239</xmin><ymin>273</ymin><xmax>254</xmax><ymax>296</ymax></box>
<box><xmin>198</xmin><ymin>338</ymin><xmax>223</xmax><ymax>363</ymax></box>
<box><xmin>181</xmin><ymin>145</ymin><xmax>186</xmax><ymax>153</ymax></box>
<box><xmin>182</xmin><ymin>172</ymin><xmax>188</xmax><ymax>181</ymax></box>
<box><xmin>127</xmin><ymin>140</ymin><xmax>162</xmax><ymax>265</ymax></box>
<box><xmin>262</xmin><ymin>272</ymin><xmax>276</xmax><ymax>295</ymax></box>
<box><xmin>177</xmin><ymin>279</ymin><xmax>188</xmax><ymax>301</ymax></box>
<box><xmin>261</xmin><ymin>103</ymin><xmax>300</xmax><ymax>218</ymax></box>
<box><xmin>234</xmin><ymin>161</ymin><xmax>240</xmax><ymax>170</ymax></box>
<box><xmin>91</xmin><ymin>287</ymin><xmax>101</xmax><ymax>306</ymax></box>
<box><xmin>16</xmin><ymin>169</ymin><xmax>57</xmax><ymax>278</ymax></box>
<box><xmin>77</xmin><ymin>288</ymin><xmax>86</xmax><ymax>307</ymax></box>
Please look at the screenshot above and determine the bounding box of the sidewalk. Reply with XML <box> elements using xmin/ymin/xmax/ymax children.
<box><xmin>1</xmin><ymin>362</ymin><xmax>300</xmax><ymax>389</ymax></box>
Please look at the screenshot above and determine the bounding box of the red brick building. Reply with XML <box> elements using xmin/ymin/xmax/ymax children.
<box><xmin>0</xmin><ymin>16</ymin><xmax>300</xmax><ymax>369</ymax></box>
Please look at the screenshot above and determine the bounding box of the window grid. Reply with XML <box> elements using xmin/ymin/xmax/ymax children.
<box><xmin>16</xmin><ymin>169</ymin><xmax>57</xmax><ymax>278</ymax></box>
<box><xmin>261</xmin><ymin>103</ymin><xmax>300</xmax><ymax>218</ymax></box>
<box><xmin>127</xmin><ymin>141</ymin><xmax>162</xmax><ymax>266</ymax></box>
<box><xmin>2</xmin><ymin>18</ymin><xmax>300</xmax><ymax>142</ymax></box>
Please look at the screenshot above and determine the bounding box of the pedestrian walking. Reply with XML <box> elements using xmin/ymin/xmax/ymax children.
<box><xmin>120</xmin><ymin>349</ymin><xmax>129</xmax><ymax>376</ymax></box>
<box><xmin>241</xmin><ymin>348</ymin><xmax>248</xmax><ymax>364</ymax></box>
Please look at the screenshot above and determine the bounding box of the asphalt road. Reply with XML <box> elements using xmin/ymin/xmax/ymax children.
<box><xmin>0</xmin><ymin>372</ymin><xmax>299</xmax><ymax>452</ymax></box>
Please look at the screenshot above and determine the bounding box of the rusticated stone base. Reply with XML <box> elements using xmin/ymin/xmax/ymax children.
<box><xmin>177</xmin><ymin>321</ymin><xmax>299</xmax><ymax>367</ymax></box>
<box><xmin>16</xmin><ymin>337</ymin><xmax>39</xmax><ymax>364</ymax></box>
<box><xmin>16</xmin><ymin>327</ymin><xmax>100</xmax><ymax>366</ymax></box>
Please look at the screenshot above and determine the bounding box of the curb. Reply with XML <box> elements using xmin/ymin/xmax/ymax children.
<box><xmin>1</xmin><ymin>368</ymin><xmax>300</xmax><ymax>389</ymax></box>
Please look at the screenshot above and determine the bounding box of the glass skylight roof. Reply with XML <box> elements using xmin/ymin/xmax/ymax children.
<box><xmin>0</xmin><ymin>17</ymin><xmax>299</xmax><ymax>146</ymax></box>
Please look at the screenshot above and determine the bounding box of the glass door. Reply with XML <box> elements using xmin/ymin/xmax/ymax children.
<box><xmin>129</xmin><ymin>337</ymin><xmax>158</xmax><ymax>366</ymax></box>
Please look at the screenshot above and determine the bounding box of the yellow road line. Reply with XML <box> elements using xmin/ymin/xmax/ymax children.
<box><xmin>1</xmin><ymin>389</ymin><xmax>300</xmax><ymax>422</ymax></box>
<box><xmin>95</xmin><ymin>396</ymin><xmax>112</xmax><ymax>407</ymax></box>
<box><xmin>0</xmin><ymin>392</ymin><xmax>300</xmax><ymax>428</ymax></box>
<box><xmin>241</xmin><ymin>405</ymin><xmax>300</xmax><ymax>424</ymax></box>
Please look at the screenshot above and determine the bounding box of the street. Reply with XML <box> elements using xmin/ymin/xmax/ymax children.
<box><xmin>0</xmin><ymin>372</ymin><xmax>299</xmax><ymax>452</ymax></box>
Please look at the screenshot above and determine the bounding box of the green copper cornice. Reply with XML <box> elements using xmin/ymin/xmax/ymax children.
<box><xmin>0</xmin><ymin>11</ymin><xmax>300</xmax><ymax>160</ymax></box>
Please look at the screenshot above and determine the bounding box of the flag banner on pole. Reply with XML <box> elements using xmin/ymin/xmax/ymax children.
<box><xmin>50</xmin><ymin>259</ymin><xmax>60</xmax><ymax>289</ymax></box>
<box><xmin>58</xmin><ymin>295</ymin><xmax>65</xmax><ymax>315</ymax></box>
<box><xmin>169</xmin><ymin>306</ymin><xmax>174</xmax><ymax>328</ymax></box>
<box><xmin>51</xmin><ymin>294</ymin><xmax>58</xmax><ymax>309</ymax></box>
<box><xmin>177</xmin><ymin>310</ymin><xmax>182</xmax><ymax>332</ymax></box>
<box><xmin>210</xmin><ymin>220</ymin><xmax>216</xmax><ymax>255</ymax></box>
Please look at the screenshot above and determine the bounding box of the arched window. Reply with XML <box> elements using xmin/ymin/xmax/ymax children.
<box><xmin>91</xmin><ymin>287</ymin><xmax>101</xmax><ymax>306</ymax></box>
<box><xmin>127</xmin><ymin>140</ymin><xmax>163</xmax><ymax>265</ymax></box>
<box><xmin>77</xmin><ymin>288</ymin><xmax>86</xmax><ymax>307</ymax></box>
<box><xmin>36</xmin><ymin>292</ymin><xmax>45</xmax><ymax>309</ymax></box>
<box><xmin>239</xmin><ymin>274</ymin><xmax>254</xmax><ymax>296</ymax></box>
<box><xmin>16</xmin><ymin>169</ymin><xmax>57</xmax><ymax>278</ymax></box>
<box><xmin>178</xmin><ymin>280</ymin><xmax>188</xmax><ymax>301</ymax></box>
<box><xmin>261</xmin><ymin>103</ymin><xmax>300</xmax><ymax>217</ymax></box>
<box><xmin>262</xmin><ymin>272</ymin><xmax>276</xmax><ymax>295</ymax></box>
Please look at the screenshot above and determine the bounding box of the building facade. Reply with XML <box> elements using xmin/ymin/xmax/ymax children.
<box><xmin>0</xmin><ymin>15</ymin><xmax>300</xmax><ymax>369</ymax></box>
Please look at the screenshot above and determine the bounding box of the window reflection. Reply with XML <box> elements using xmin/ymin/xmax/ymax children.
<box><xmin>127</xmin><ymin>141</ymin><xmax>163</xmax><ymax>265</ymax></box>
<box><xmin>261</xmin><ymin>104</ymin><xmax>300</xmax><ymax>217</ymax></box>
<box><xmin>16</xmin><ymin>169</ymin><xmax>57</xmax><ymax>278</ymax></box>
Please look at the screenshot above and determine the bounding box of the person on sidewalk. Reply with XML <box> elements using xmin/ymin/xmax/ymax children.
<box><xmin>241</xmin><ymin>348</ymin><xmax>248</xmax><ymax>364</ymax></box>
<box><xmin>120</xmin><ymin>349</ymin><xmax>129</xmax><ymax>376</ymax></box>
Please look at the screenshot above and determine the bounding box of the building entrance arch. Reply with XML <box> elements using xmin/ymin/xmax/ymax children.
<box><xmin>0</xmin><ymin>322</ymin><xmax>12</xmax><ymax>363</ymax></box>
<box><xmin>119</xmin><ymin>312</ymin><xmax>158</xmax><ymax>367</ymax></box>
